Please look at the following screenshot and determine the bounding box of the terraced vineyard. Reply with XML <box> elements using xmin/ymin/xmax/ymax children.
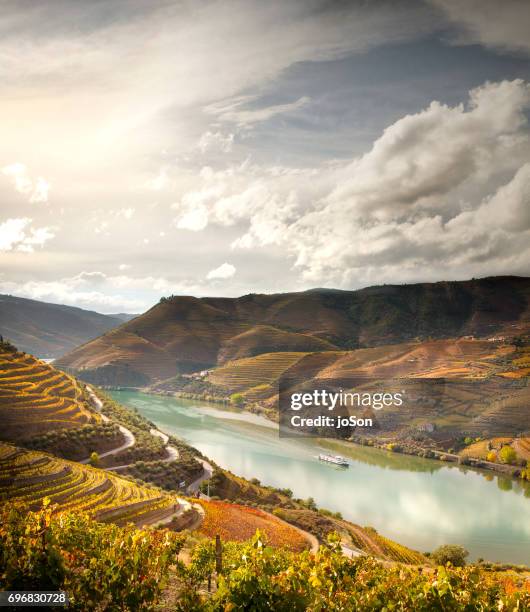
<box><xmin>0</xmin><ymin>345</ymin><xmax>97</xmax><ymax>441</ymax></box>
<box><xmin>197</xmin><ymin>499</ymin><xmax>310</xmax><ymax>552</ymax></box>
<box><xmin>345</xmin><ymin>525</ymin><xmax>426</xmax><ymax>565</ymax></box>
<box><xmin>0</xmin><ymin>443</ymin><xmax>180</xmax><ymax>527</ymax></box>
<box><xmin>208</xmin><ymin>351</ymin><xmax>307</xmax><ymax>396</ymax></box>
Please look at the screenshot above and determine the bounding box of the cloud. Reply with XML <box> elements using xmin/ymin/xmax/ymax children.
<box><xmin>1</xmin><ymin>1</ymin><xmax>529</xmax><ymax>300</ymax></box>
<box><xmin>431</xmin><ymin>0</ymin><xmax>530</xmax><ymax>54</ymax></box>
<box><xmin>283</xmin><ymin>80</ymin><xmax>530</xmax><ymax>283</ymax></box>
<box><xmin>325</xmin><ymin>79</ymin><xmax>530</xmax><ymax>220</ymax></box>
<box><xmin>0</xmin><ymin>217</ymin><xmax>55</xmax><ymax>252</ymax></box>
<box><xmin>205</xmin><ymin>96</ymin><xmax>310</xmax><ymax>128</ymax></box>
<box><xmin>2</xmin><ymin>163</ymin><xmax>50</xmax><ymax>203</ymax></box>
<box><xmin>0</xmin><ymin>0</ymin><xmax>435</xmax><ymax>176</ymax></box>
<box><xmin>147</xmin><ymin>167</ymin><xmax>169</xmax><ymax>191</ymax></box>
<box><xmin>117</xmin><ymin>207</ymin><xmax>135</xmax><ymax>220</ymax></box>
<box><xmin>0</xmin><ymin>272</ymin><xmax>204</xmax><ymax>313</ymax></box>
<box><xmin>197</xmin><ymin>131</ymin><xmax>234</xmax><ymax>153</ymax></box>
<box><xmin>173</xmin><ymin>175</ymin><xmax>227</xmax><ymax>230</ymax></box>
<box><xmin>206</xmin><ymin>262</ymin><xmax>236</xmax><ymax>280</ymax></box>
<box><xmin>175</xmin><ymin>79</ymin><xmax>530</xmax><ymax>286</ymax></box>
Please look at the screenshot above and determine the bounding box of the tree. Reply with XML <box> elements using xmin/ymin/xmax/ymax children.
<box><xmin>486</xmin><ymin>450</ymin><xmax>497</xmax><ymax>463</ymax></box>
<box><xmin>431</xmin><ymin>544</ymin><xmax>469</xmax><ymax>567</ymax></box>
<box><xmin>499</xmin><ymin>445</ymin><xmax>517</xmax><ymax>465</ymax></box>
<box><xmin>230</xmin><ymin>393</ymin><xmax>244</xmax><ymax>407</ymax></box>
<box><xmin>89</xmin><ymin>451</ymin><xmax>100</xmax><ymax>467</ymax></box>
<box><xmin>304</xmin><ymin>497</ymin><xmax>317</xmax><ymax>511</ymax></box>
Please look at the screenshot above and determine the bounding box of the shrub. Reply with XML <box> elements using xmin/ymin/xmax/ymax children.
<box><xmin>499</xmin><ymin>445</ymin><xmax>517</xmax><ymax>465</ymax></box>
<box><xmin>0</xmin><ymin>501</ymin><xmax>184</xmax><ymax>610</ymax></box>
<box><xmin>431</xmin><ymin>544</ymin><xmax>469</xmax><ymax>567</ymax></box>
<box><xmin>230</xmin><ymin>393</ymin><xmax>244</xmax><ymax>407</ymax></box>
<box><xmin>175</xmin><ymin>533</ymin><xmax>529</xmax><ymax>611</ymax></box>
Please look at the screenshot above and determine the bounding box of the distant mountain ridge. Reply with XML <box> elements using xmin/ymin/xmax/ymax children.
<box><xmin>107</xmin><ymin>313</ymin><xmax>139</xmax><ymax>322</ymax></box>
<box><xmin>56</xmin><ymin>276</ymin><xmax>530</xmax><ymax>386</ymax></box>
<box><xmin>0</xmin><ymin>294</ymin><xmax>128</xmax><ymax>358</ymax></box>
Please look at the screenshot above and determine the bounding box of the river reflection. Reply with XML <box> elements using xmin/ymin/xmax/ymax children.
<box><xmin>110</xmin><ymin>390</ymin><xmax>530</xmax><ymax>564</ymax></box>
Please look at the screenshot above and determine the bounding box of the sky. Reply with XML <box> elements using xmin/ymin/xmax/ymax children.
<box><xmin>1</xmin><ymin>0</ymin><xmax>529</xmax><ymax>314</ymax></box>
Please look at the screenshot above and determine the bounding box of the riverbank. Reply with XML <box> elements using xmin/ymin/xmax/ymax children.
<box><xmin>115</xmin><ymin>385</ymin><xmax>529</xmax><ymax>486</ymax></box>
<box><xmin>109</xmin><ymin>389</ymin><xmax>530</xmax><ymax>564</ymax></box>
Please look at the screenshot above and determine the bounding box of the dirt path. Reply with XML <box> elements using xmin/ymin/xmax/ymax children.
<box><xmin>81</xmin><ymin>386</ymin><xmax>136</xmax><ymax>464</ymax></box>
<box><xmin>146</xmin><ymin>498</ymin><xmax>194</xmax><ymax>527</ymax></box>
<box><xmin>84</xmin><ymin>386</ymin><xmax>183</xmax><ymax>469</ymax></box>
<box><xmin>80</xmin><ymin>424</ymin><xmax>136</xmax><ymax>465</ymax></box>
<box><xmin>341</xmin><ymin>544</ymin><xmax>364</xmax><ymax>558</ymax></box>
<box><xmin>150</xmin><ymin>428</ymin><xmax>169</xmax><ymax>444</ymax></box>
<box><xmin>187</xmin><ymin>459</ymin><xmax>214</xmax><ymax>494</ymax></box>
<box><xmin>256</xmin><ymin>507</ymin><xmax>319</xmax><ymax>553</ymax></box>
<box><xmin>150</xmin><ymin>428</ymin><xmax>180</xmax><ymax>461</ymax></box>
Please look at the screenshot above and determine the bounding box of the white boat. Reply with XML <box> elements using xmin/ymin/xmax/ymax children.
<box><xmin>318</xmin><ymin>453</ymin><xmax>349</xmax><ymax>467</ymax></box>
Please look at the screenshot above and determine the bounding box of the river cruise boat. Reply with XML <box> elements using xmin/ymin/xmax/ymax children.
<box><xmin>318</xmin><ymin>453</ymin><xmax>349</xmax><ymax>467</ymax></box>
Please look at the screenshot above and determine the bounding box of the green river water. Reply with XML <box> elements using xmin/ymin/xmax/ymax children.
<box><xmin>110</xmin><ymin>390</ymin><xmax>530</xmax><ymax>564</ymax></box>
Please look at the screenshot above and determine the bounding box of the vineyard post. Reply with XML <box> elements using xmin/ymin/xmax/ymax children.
<box><xmin>215</xmin><ymin>534</ymin><xmax>223</xmax><ymax>578</ymax></box>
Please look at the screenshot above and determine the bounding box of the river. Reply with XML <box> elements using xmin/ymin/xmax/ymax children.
<box><xmin>110</xmin><ymin>390</ymin><xmax>530</xmax><ymax>564</ymax></box>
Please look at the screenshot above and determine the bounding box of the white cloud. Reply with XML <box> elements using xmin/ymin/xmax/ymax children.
<box><xmin>29</xmin><ymin>177</ymin><xmax>50</xmax><ymax>204</ymax></box>
<box><xmin>0</xmin><ymin>217</ymin><xmax>55</xmax><ymax>252</ymax></box>
<box><xmin>119</xmin><ymin>263</ymin><xmax>131</xmax><ymax>271</ymax></box>
<box><xmin>174</xmin><ymin>205</ymin><xmax>209</xmax><ymax>231</ymax></box>
<box><xmin>0</xmin><ymin>218</ymin><xmax>30</xmax><ymax>251</ymax></box>
<box><xmin>93</xmin><ymin>220</ymin><xmax>109</xmax><ymax>235</ymax></box>
<box><xmin>282</xmin><ymin>80</ymin><xmax>530</xmax><ymax>283</ymax></box>
<box><xmin>173</xmin><ymin>179</ymin><xmax>227</xmax><ymax>230</ymax></box>
<box><xmin>197</xmin><ymin>131</ymin><xmax>234</xmax><ymax>153</ymax></box>
<box><xmin>1</xmin><ymin>1</ymin><xmax>528</xmax><ymax>300</ymax></box>
<box><xmin>148</xmin><ymin>167</ymin><xmax>169</xmax><ymax>191</ymax></box>
<box><xmin>2</xmin><ymin>163</ymin><xmax>50</xmax><ymax>203</ymax></box>
<box><xmin>206</xmin><ymin>262</ymin><xmax>236</xmax><ymax>280</ymax></box>
<box><xmin>117</xmin><ymin>207</ymin><xmax>135</xmax><ymax>220</ymax></box>
<box><xmin>0</xmin><ymin>272</ymin><xmax>204</xmax><ymax>313</ymax></box>
<box><xmin>205</xmin><ymin>96</ymin><xmax>310</xmax><ymax>128</ymax></box>
<box><xmin>431</xmin><ymin>0</ymin><xmax>530</xmax><ymax>54</ymax></box>
<box><xmin>174</xmin><ymin>80</ymin><xmax>530</xmax><ymax>286</ymax></box>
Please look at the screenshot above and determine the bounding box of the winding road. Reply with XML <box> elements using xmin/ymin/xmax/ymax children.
<box><xmin>84</xmin><ymin>385</ymin><xmax>180</xmax><ymax>469</ymax></box>
<box><xmin>187</xmin><ymin>458</ymin><xmax>214</xmax><ymax>494</ymax></box>
<box><xmin>83</xmin><ymin>387</ymin><xmax>361</xmax><ymax>547</ymax></box>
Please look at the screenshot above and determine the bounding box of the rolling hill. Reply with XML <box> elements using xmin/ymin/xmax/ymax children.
<box><xmin>0</xmin><ymin>294</ymin><xmax>130</xmax><ymax>358</ymax></box>
<box><xmin>57</xmin><ymin>276</ymin><xmax>530</xmax><ymax>386</ymax></box>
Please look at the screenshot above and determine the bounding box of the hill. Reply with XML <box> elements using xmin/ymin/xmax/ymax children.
<box><xmin>0</xmin><ymin>443</ymin><xmax>183</xmax><ymax>527</ymax></box>
<box><xmin>157</xmin><ymin>336</ymin><xmax>530</xmax><ymax>442</ymax></box>
<box><xmin>0</xmin><ymin>294</ymin><xmax>126</xmax><ymax>358</ymax></box>
<box><xmin>0</xmin><ymin>342</ymin><xmax>99</xmax><ymax>441</ymax></box>
<box><xmin>57</xmin><ymin>276</ymin><xmax>530</xmax><ymax>386</ymax></box>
